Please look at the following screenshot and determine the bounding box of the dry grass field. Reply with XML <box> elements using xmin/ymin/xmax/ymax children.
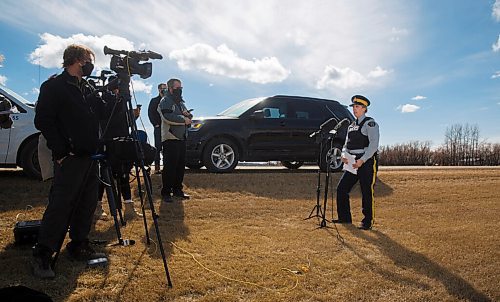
<box><xmin>0</xmin><ymin>168</ymin><xmax>498</xmax><ymax>301</ymax></box>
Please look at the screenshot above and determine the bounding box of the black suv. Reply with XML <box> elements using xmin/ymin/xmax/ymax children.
<box><xmin>186</xmin><ymin>95</ymin><xmax>354</xmax><ymax>173</ymax></box>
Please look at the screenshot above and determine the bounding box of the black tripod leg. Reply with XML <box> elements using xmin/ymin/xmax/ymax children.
<box><xmin>114</xmin><ymin>175</ymin><xmax>125</xmax><ymax>226</ymax></box>
<box><xmin>306</xmin><ymin>140</ymin><xmax>324</xmax><ymax>220</ymax></box>
<box><xmin>102</xmin><ymin>165</ymin><xmax>124</xmax><ymax>245</ymax></box>
<box><xmin>139</xmin><ymin>163</ymin><xmax>172</xmax><ymax>287</ymax></box>
<box><xmin>134</xmin><ymin>164</ymin><xmax>151</xmax><ymax>244</ymax></box>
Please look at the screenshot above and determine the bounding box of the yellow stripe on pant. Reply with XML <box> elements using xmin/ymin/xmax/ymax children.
<box><xmin>370</xmin><ymin>156</ymin><xmax>377</xmax><ymax>226</ymax></box>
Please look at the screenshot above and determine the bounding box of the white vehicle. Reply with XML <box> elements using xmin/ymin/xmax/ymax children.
<box><xmin>0</xmin><ymin>85</ymin><xmax>41</xmax><ymax>178</ymax></box>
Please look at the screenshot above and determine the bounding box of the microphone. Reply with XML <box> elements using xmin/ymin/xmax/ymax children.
<box><xmin>329</xmin><ymin>118</ymin><xmax>350</xmax><ymax>135</ymax></box>
<box><xmin>334</xmin><ymin>118</ymin><xmax>350</xmax><ymax>130</ymax></box>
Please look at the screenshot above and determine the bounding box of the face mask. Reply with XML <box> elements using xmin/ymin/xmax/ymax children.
<box><xmin>81</xmin><ymin>61</ymin><xmax>94</xmax><ymax>77</ymax></box>
<box><xmin>161</xmin><ymin>88</ymin><xmax>168</xmax><ymax>96</ymax></box>
<box><xmin>172</xmin><ymin>88</ymin><xmax>182</xmax><ymax>101</ymax></box>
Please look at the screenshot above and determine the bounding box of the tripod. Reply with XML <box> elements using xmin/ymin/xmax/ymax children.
<box><xmin>306</xmin><ymin>134</ymin><xmax>336</xmax><ymax>228</ymax></box>
<box><xmin>305</xmin><ymin>132</ymin><xmax>327</xmax><ymax>221</ymax></box>
<box><xmin>305</xmin><ymin>118</ymin><xmax>350</xmax><ymax>228</ymax></box>
<box><xmin>114</xmin><ymin>72</ymin><xmax>173</xmax><ymax>287</ymax></box>
<box><xmin>94</xmin><ymin>154</ymin><xmax>135</xmax><ymax>246</ymax></box>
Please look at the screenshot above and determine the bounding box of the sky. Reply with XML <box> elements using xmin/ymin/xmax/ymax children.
<box><xmin>0</xmin><ymin>0</ymin><xmax>499</xmax><ymax>147</ymax></box>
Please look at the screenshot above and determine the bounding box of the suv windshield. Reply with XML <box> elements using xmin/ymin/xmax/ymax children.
<box><xmin>217</xmin><ymin>97</ymin><xmax>265</xmax><ymax>117</ymax></box>
<box><xmin>0</xmin><ymin>85</ymin><xmax>35</xmax><ymax>107</ymax></box>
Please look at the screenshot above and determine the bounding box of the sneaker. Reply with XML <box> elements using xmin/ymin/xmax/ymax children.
<box><xmin>123</xmin><ymin>202</ymin><xmax>143</xmax><ymax>220</ymax></box>
<box><xmin>31</xmin><ymin>244</ymin><xmax>55</xmax><ymax>279</ymax></box>
<box><xmin>66</xmin><ymin>240</ymin><xmax>106</xmax><ymax>261</ymax></box>
<box><xmin>94</xmin><ymin>203</ymin><xmax>109</xmax><ymax>221</ymax></box>
<box><xmin>173</xmin><ymin>191</ymin><xmax>190</xmax><ymax>200</ymax></box>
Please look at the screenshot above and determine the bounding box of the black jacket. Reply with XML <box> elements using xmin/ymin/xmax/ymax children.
<box><xmin>148</xmin><ymin>95</ymin><xmax>162</xmax><ymax>127</ymax></box>
<box><xmin>35</xmin><ymin>70</ymin><xmax>105</xmax><ymax>160</ymax></box>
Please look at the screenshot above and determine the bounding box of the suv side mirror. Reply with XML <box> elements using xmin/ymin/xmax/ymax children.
<box><xmin>251</xmin><ymin>110</ymin><xmax>264</xmax><ymax>119</ymax></box>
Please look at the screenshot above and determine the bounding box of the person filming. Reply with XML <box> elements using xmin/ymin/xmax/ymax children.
<box><xmin>32</xmin><ymin>44</ymin><xmax>107</xmax><ymax>279</ymax></box>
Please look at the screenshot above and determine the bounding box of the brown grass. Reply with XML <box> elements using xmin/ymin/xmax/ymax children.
<box><xmin>0</xmin><ymin>168</ymin><xmax>498</xmax><ymax>301</ymax></box>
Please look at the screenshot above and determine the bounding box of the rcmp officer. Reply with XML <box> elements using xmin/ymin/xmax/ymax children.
<box><xmin>335</xmin><ymin>95</ymin><xmax>380</xmax><ymax>230</ymax></box>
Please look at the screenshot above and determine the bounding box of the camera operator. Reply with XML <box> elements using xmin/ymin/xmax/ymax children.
<box><xmin>94</xmin><ymin>76</ymin><xmax>143</xmax><ymax>221</ymax></box>
<box><xmin>32</xmin><ymin>44</ymin><xmax>107</xmax><ymax>279</ymax></box>
<box><xmin>157</xmin><ymin>78</ymin><xmax>191</xmax><ymax>203</ymax></box>
<box><xmin>148</xmin><ymin>83</ymin><xmax>167</xmax><ymax>174</ymax></box>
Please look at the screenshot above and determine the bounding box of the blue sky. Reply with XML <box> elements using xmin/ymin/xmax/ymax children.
<box><xmin>0</xmin><ymin>0</ymin><xmax>499</xmax><ymax>147</ymax></box>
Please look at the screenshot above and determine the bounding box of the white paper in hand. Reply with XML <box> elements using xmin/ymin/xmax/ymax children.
<box><xmin>342</xmin><ymin>153</ymin><xmax>358</xmax><ymax>175</ymax></box>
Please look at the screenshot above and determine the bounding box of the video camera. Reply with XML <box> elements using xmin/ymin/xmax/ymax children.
<box><xmin>104</xmin><ymin>46</ymin><xmax>162</xmax><ymax>79</ymax></box>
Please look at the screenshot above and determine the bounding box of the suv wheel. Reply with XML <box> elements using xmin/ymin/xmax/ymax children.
<box><xmin>319</xmin><ymin>142</ymin><xmax>343</xmax><ymax>173</ymax></box>
<box><xmin>281</xmin><ymin>161</ymin><xmax>304</xmax><ymax>169</ymax></box>
<box><xmin>202</xmin><ymin>138</ymin><xmax>239</xmax><ymax>173</ymax></box>
<box><xmin>20</xmin><ymin>137</ymin><xmax>42</xmax><ymax>179</ymax></box>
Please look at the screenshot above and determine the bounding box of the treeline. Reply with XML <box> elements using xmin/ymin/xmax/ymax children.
<box><xmin>379</xmin><ymin>123</ymin><xmax>500</xmax><ymax>166</ymax></box>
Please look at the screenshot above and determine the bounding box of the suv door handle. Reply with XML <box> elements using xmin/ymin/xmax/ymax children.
<box><xmin>280</xmin><ymin>121</ymin><xmax>286</xmax><ymax>126</ymax></box>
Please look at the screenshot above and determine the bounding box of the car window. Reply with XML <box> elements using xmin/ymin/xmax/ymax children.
<box><xmin>289</xmin><ymin>101</ymin><xmax>323</xmax><ymax>120</ymax></box>
<box><xmin>253</xmin><ymin>99</ymin><xmax>287</xmax><ymax>119</ymax></box>
<box><xmin>218</xmin><ymin>97</ymin><xmax>265</xmax><ymax>117</ymax></box>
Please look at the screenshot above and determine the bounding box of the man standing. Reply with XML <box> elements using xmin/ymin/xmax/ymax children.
<box><xmin>335</xmin><ymin>95</ymin><xmax>379</xmax><ymax>230</ymax></box>
<box><xmin>157</xmin><ymin>78</ymin><xmax>191</xmax><ymax>202</ymax></box>
<box><xmin>33</xmin><ymin>44</ymin><xmax>104</xmax><ymax>278</ymax></box>
<box><xmin>148</xmin><ymin>83</ymin><xmax>167</xmax><ymax>174</ymax></box>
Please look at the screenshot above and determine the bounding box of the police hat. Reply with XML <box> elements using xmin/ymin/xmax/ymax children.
<box><xmin>350</xmin><ymin>95</ymin><xmax>370</xmax><ymax>107</ymax></box>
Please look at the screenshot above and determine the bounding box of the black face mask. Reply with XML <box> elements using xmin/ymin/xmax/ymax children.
<box><xmin>81</xmin><ymin>61</ymin><xmax>94</xmax><ymax>77</ymax></box>
<box><xmin>172</xmin><ymin>88</ymin><xmax>182</xmax><ymax>101</ymax></box>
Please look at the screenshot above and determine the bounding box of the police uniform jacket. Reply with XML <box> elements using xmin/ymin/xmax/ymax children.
<box><xmin>34</xmin><ymin>70</ymin><xmax>104</xmax><ymax>160</ymax></box>
<box><xmin>342</xmin><ymin>113</ymin><xmax>379</xmax><ymax>162</ymax></box>
<box><xmin>157</xmin><ymin>93</ymin><xmax>189</xmax><ymax>142</ymax></box>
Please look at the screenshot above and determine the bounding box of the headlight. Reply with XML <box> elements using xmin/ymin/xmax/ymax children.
<box><xmin>189</xmin><ymin>121</ymin><xmax>204</xmax><ymax>131</ymax></box>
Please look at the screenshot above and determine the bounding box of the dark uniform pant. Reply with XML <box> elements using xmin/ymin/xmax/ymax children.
<box><xmin>336</xmin><ymin>155</ymin><xmax>378</xmax><ymax>226</ymax></box>
<box><xmin>37</xmin><ymin>156</ymin><xmax>98</xmax><ymax>252</ymax></box>
<box><xmin>153</xmin><ymin>126</ymin><xmax>162</xmax><ymax>168</ymax></box>
<box><xmin>161</xmin><ymin>140</ymin><xmax>186</xmax><ymax>196</ymax></box>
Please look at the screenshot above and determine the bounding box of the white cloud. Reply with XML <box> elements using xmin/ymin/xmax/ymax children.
<box><xmin>29</xmin><ymin>33</ymin><xmax>135</xmax><ymax>69</ymax></box>
<box><xmin>390</xmin><ymin>27</ymin><xmax>409</xmax><ymax>42</ymax></box>
<box><xmin>0</xmin><ymin>75</ymin><xmax>7</xmax><ymax>86</ymax></box>
<box><xmin>493</xmin><ymin>35</ymin><xmax>500</xmax><ymax>52</ymax></box>
<box><xmin>492</xmin><ymin>71</ymin><xmax>500</xmax><ymax>79</ymax></box>
<box><xmin>316</xmin><ymin>65</ymin><xmax>390</xmax><ymax>90</ymax></box>
<box><xmin>493</xmin><ymin>0</ymin><xmax>500</xmax><ymax>21</ymax></box>
<box><xmin>169</xmin><ymin>43</ymin><xmax>290</xmax><ymax>84</ymax></box>
<box><xmin>131</xmin><ymin>79</ymin><xmax>152</xmax><ymax>94</ymax></box>
<box><xmin>368</xmin><ymin>66</ymin><xmax>390</xmax><ymax>78</ymax></box>
<box><xmin>316</xmin><ymin>66</ymin><xmax>367</xmax><ymax>89</ymax></box>
<box><xmin>0</xmin><ymin>0</ymin><xmax>415</xmax><ymax>92</ymax></box>
<box><xmin>398</xmin><ymin>104</ymin><xmax>420</xmax><ymax>113</ymax></box>
<box><xmin>411</xmin><ymin>95</ymin><xmax>427</xmax><ymax>101</ymax></box>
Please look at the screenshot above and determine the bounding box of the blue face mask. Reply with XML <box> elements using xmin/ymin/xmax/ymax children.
<box><xmin>161</xmin><ymin>88</ymin><xmax>169</xmax><ymax>96</ymax></box>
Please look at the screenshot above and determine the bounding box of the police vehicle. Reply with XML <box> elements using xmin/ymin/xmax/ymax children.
<box><xmin>0</xmin><ymin>85</ymin><xmax>41</xmax><ymax>179</ymax></box>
